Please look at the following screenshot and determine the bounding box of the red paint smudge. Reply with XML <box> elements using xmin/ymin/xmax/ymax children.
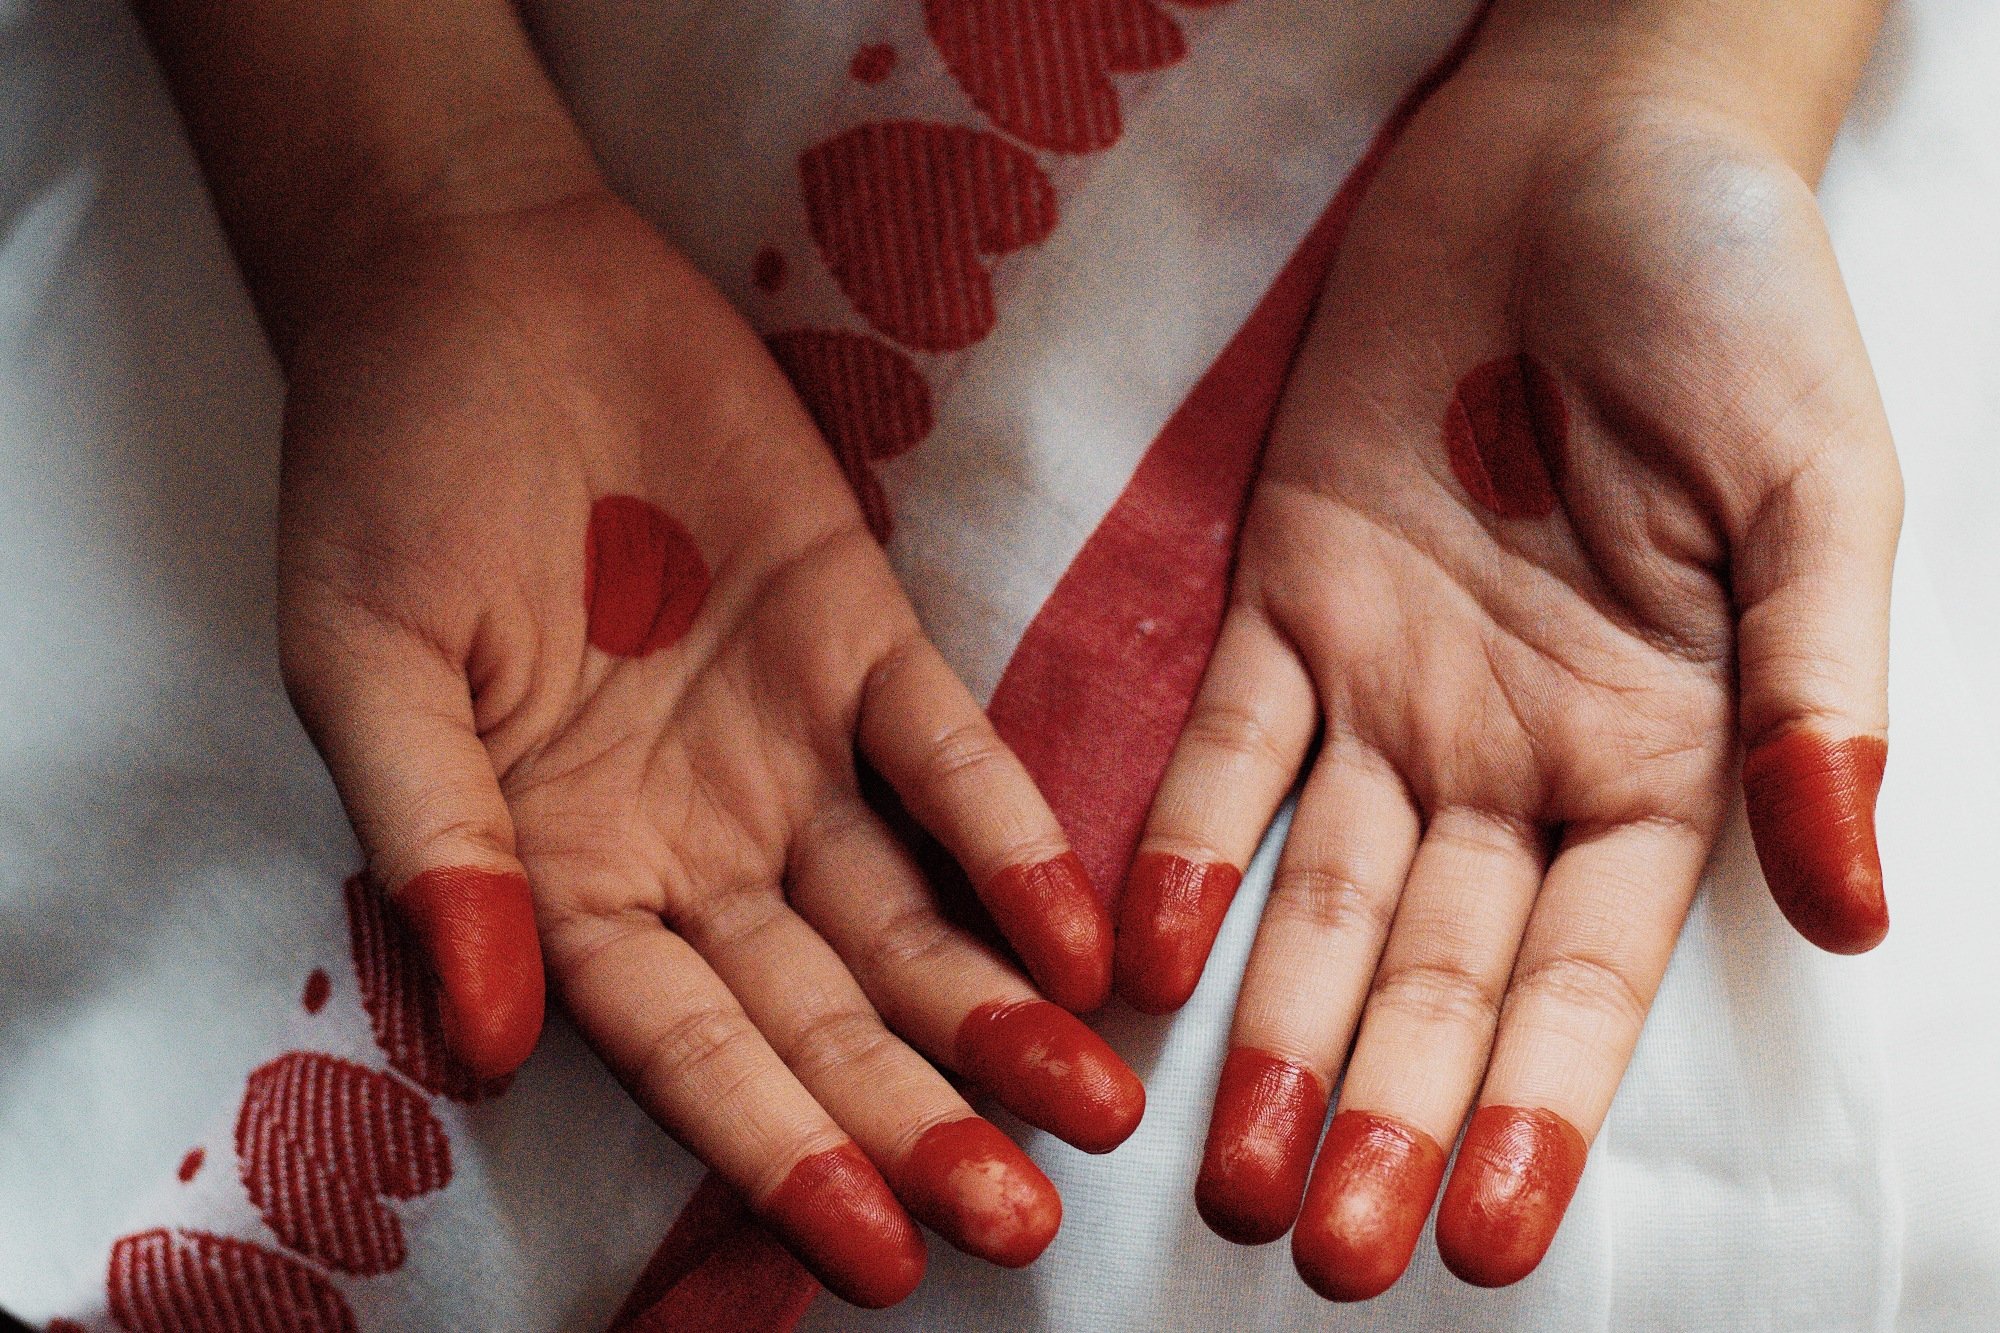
<box><xmin>1743</xmin><ymin>731</ymin><xmax>1889</xmax><ymax>953</ymax></box>
<box><xmin>894</xmin><ymin>1117</ymin><xmax>1060</xmax><ymax>1267</ymax></box>
<box><xmin>1435</xmin><ymin>1105</ymin><xmax>1587</xmax><ymax>1288</ymax></box>
<box><xmin>801</xmin><ymin>120</ymin><xmax>1057</xmax><ymax>353</ymax></box>
<box><xmin>753</xmin><ymin>245</ymin><xmax>788</xmax><ymax>293</ymax></box>
<box><xmin>107</xmin><ymin>1229</ymin><xmax>356</xmax><ymax>1333</ymax></box>
<box><xmin>981</xmin><ymin>852</ymin><xmax>1113</xmax><ymax>1012</ymax></box>
<box><xmin>1115</xmin><ymin>852</ymin><xmax>1241</xmax><ymax>1013</ymax></box>
<box><xmin>953</xmin><ymin>1000</ymin><xmax>1144</xmax><ymax>1153</ymax></box>
<box><xmin>758</xmin><ymin>1142</ymin><xmax>925</xmax><ymax>1309</ymax></box>
<box><xmin>1195</xmin><ymin>1048</ymin><xmax>1327</xmax><ymax>1245</ymax></box>
<box><xmin>584</xmin><ymin>494</ymin><xmax>711</xmax><ymax>658</ymax></box>
<box><xmin>1292</xmin><ymin>1110</ymin><xmax>1447</xmax><ymax>1301</ymax></box>
<box><xmin>1443</xmin><ymin>354</ymin><xmax>1567</xmax><ymax>520</ymax></box>
<box><xmin>850</xmin><ymin>43</ymin><xmax>897</xmax><ymax>84</ymax></box>
<box><xmin>301</xmin><ymin>967</ymin><xmax>330</xmax><ymax>1014</ymax></box>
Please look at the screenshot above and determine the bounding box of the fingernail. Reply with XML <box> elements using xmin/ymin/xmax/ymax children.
<box><xmin>1115</xmin><ymin>853</ymin><xmax>1241</xmax><ymax>1014</ymax></box>
<box><xmin>1291</xmin><ymin>1111</ymin><xmax>1446</xmax><ymax>1301</ymax></box>
<box><xmin>1743</xmin><ymin>730</ymin><xmax>1889</xmax><ymax>954</ymax></box>
<box><xmin>983</xmin><ymin>853</ymin><xmax>1114</xmax><ymax>1012</ymax></box>
<box><xmin>758</xmin><ymin>1142</ymin><xmax>926</xmax><ymax>1308</ymax></box>
<box><xmin>1435</xmin><ymin>1106</ymin><xmax>1587</xmax><ymax>1289</ymax></box>
<box><xmin>395</xmin><ymin>866</ymin><xmax>544</xmax><ymax>1080</ymax></box>
<box><xmin>895</xmin><ymin>1117</ymin><xmax>1061</xmax><ymax>1268</ymax></box>
<box><xmin>954</xmin><ymin>1000</ymin><xmax>1145</xmax><ymax>1154</ymax></box>
<box><xmin>1195</xmin><ymin>1049</ymin><xmax>1326</xmax><ymax>1245</ymax></box>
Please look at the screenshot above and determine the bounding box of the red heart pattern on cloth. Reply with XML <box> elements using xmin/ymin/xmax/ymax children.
<box><xmin>345</xmin><ymin>874</ymin><xmax>506</xmax><ymax>1102</ymax></box>
<box><xmin>801</xmin><ymin>120</ymin><xmax>1058</xmax><ymax>353</ymax></box>
<box><xmin>766</xmin><ymin>328</ymin><xmax>935</xmax><ymax>539</ymax></box>
<box><xmin>107</xmin><ymin>1228</ymin><xmax>357</xmax><ymax>1333</ymax></box>
<box><xmin>925</xmin><ymin>0</ymin><xmax>1190</xmax><ymax>153</ymax></box>
<box><xmin>234</xmin><ymin>1051</ymin><xmax>452</xmax><ymax>1276</ymax></box>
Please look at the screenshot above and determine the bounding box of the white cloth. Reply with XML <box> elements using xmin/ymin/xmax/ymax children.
<box><xmin>1</xmin><ymin>0</ymin><xmax>1996</xmax><ymax>1328</ymax></box>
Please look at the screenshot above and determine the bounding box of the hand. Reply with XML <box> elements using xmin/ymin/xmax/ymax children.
<box><xmin>1114</xmin><ymin>14</ymin><xmax>1898</xmax><ymax>1299</ymax></box>
<box><xmin>277</xmin><ymin>192</ymin><xmax>1138</xmax><ymax>1307</ymax></box>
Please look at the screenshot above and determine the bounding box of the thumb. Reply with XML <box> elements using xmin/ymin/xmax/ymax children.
<box><xmin>1732</xmin><ymin>440</ymin><xmax>1902</xmax><ymax>955</ymax></box>
<box><xmin>284</xmin><ymin>614</ymin><xmax>545</xmax><ymax>1078</ymax></box>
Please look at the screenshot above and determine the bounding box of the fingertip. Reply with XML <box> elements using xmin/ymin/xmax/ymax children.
<box><xmin>397</xmin><ymin>865</ymin><xmax>546</xmax><ymax>1079</ymax></box>
<box><xmin>761</xmin><ymin>1142</ymin><xmax>928</xmax><ymax>1309</ymax></box>
<box><xmin>954</xmin><ymin>1000</ymin><xmax>1145</xmax><ymax>1154</ymax></box>
<box><xmin>1434</xmin><ymin>1106</ymin><xmax>1586</xmax><ymax>1290</ymax></box>
<box><xmin>1114</xmin><ymin>853</ymin><xmax>1242</xmax><ymax>1015</ymax></box>
<box><xmin>984</xmin><ymin>853</ymin><xmax>1114</xmax><ymax>1014</ymax></box>
<box><xmin>1290</xmin><ymin>1111</ymin><xmax>1446</xmax><ymax>1302</ymax></box>
<box><xmin>1195</xmin><ymin>1049</ymin><xmax>1326</xmax><ymax>1246</ymax></box>
<box><xmin>1742</xmin><ymin>731</ymin><xmax>1889</xmax><ymax>956</ymax></box>
<box><xmin>896</xmin><ymin>1118</ymin><xmax>1061</xmax><ymax>1268</ymax></box>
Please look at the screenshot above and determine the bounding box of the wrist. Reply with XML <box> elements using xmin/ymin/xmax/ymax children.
<box><xmin>1466</xmin><ymin>0</ymin><xmax>1888</xmax><ymax>183</ymax></box>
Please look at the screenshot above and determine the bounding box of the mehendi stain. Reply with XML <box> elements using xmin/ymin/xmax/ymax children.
<box><xmin>981</xmin><ymin>852</ymin><xmax>1114</xmax><ymax>1013</ymax></box>
<box><xmin>1292</xmin><ymin>1110</ymin><xmax>1447</xmax><ymax>1300</ymax></box>
<box><xmin>1743</xmin><ymin>731</ymin><xmax>1889</xmax><ymax>953</ymax></box>
<box><xmin>584</xmin><ymin>495</ymin><xmax>711</xmax><ymax>658</ymax></box>
<box><xmin>1115</xmin><ymin>852</ymin><xmax>1242</xmax><ymax>1014</ymax></box>
<box><xmin>759</xmin><ymin>1141</ymin><xmax>927</xmax><ymax>1308</ymax></box>
<box><xmin>1435</xmin><ymin>1105</ymin><xmax>1588</xmax><ymax>1288</ymax></box>
<box><xmin>1444</xmin><ymin>354</ymin><xmax>1567</xmax><ymax>519</ymax></box>
<box><xmin>953</xmin><ymin>1000</ymin><xmax>1144</xmax><ymax>1154</ymax></box>
<box><xmin>894</xmin><ymin>1117</ymin><xmax>1061</xmax><ymax>1267</ymax></box>
<box><xmin>1196</xmin><ymin>1048</ymin><xmax>1327</xmax><ymax>1246</ymax></box>
<box><xmin>395</xmin><ymin>866</ymin><xmax>544</xmax><ymax>1080</ymax></box>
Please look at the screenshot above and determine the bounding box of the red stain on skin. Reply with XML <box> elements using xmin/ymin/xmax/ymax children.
<box><xmin>894</xmin><ymin>1117</ymin><xmax>1061</xmax><ymax>1267</ymax></box>
<box><xmin>176</xmin><ymin>1147</ymin><xmax>205</xmax><ymax>1183</ymax></box>
<box><xmin>584</xmin><ymin>495</ymin><xmax>711</xmax><ymax>658</ymax></box>
<box><xmin>758</xmin><ymin>1142</ymin><xmax>926</xmax><ymax>1309</ymax></box>
<box><xmin>981</xmin><ymin>853</ymin><xmax>1115</xmax><ymax>1012</ymax></box>
<box><xmin>301</xmin><ymin>967</ymin><xmax>330</xmax><ymax>1014</ymax></box>
<box><xmin>346</xmin><ymin>875</ymin><xmax>508</xmax><ymax>1101</ymax></box>
<box><xmin>1444</xmin><ymin>354</ymin><xmax>1568</xmax><ymax>519</ymax></box>
<box><xmin>1742</xmin><ymin>731</ymin><xmax>1889</xmax><ymax>954</ymax></box>
<box><xmin>1292</xmin><ymin>1110</ymin><xmax>1448</xmax><ymax>1301</ymax></box>
<box><xmin>394</xmin><ymin>865</ymin><xmax>545</xmax><ymax>1080</ymax></box>
<box><xmin>953</xmin><ymin>1000</ymin><xmax>1144</xmax><ymax>1154</ymax></box>
<box><xmin>753</xmin><ymin>245</ymin><xmax>788</xmax><ymax>292</ymax></box>
<box><xmin>1435</xmin><ymin>1105</ymin><xmax>1588</xmax><ymax>1288</ymax></box>
<box><xmin>1115</xmin><ymin>852</ymin><xmax>1242</xmax><ymax>1013</ymax></box>
<box><xmin>850</xmin><ymin>43</ymin><xmax>897</xmax><ymax>83</ymax></box>
<box><xmin>1195</xmin><ymin>1049</ymin><xmax>1328</xmax><ymax>1245</ymax></box>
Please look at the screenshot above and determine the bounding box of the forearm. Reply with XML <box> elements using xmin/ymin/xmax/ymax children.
<box><xmin>1472</xmin><ymin>0</ymin><xmax>1891</xmax><ymax>182</ymax></box>
<box><xmin>133</xmin><ymin>0</ymin><xmax>605</xmax><ymax>361</ymax></box>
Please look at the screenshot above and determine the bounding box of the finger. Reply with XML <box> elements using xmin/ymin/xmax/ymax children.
<box><xmin>1116</xmin><ymin>605</ymin><xmax>1318</xmax><ymax>1013</ymax></box>
<box><xmin>681</xmin><ymin>875</ymin><xmax>1061</xmax><ymax>1269</ymax></box>
<box><xmin>790</xmin><ymin>797</ymin><xmax>1145</xmax><ymax>1155</ymax></box>
<box><xmin>1291</xmin><ymin>809</ymin><xmax>1545</xmax><ymax>1303</ymax></box>
<box><xmin>1435</xmin><ymin>816</ymin><xmax>1710</xmax><ymax>1289</ymax></box>
<box><xmin>282</xmin><ymin>618</ymin><xmax>542</xmax><ymax>1080</ymax></box>
<box><xmin>1196</xmin><ymin>734</ymin><xmax>1421</xmax><ymax>1246</ymax></box>
<box><xmin>544</xmin><ymin>909</ymin><xmax>926</xmax><ymax>1308</ymax></box>
<box><xmin>1732</xmin><ymin>432</ymin><xmax>1900</xmax><ymax>954</ymax></box>
<box><xmin>857</xmin><ymin>635</ymin><xmax>1112</xmax><ymax>1012</ymax></box>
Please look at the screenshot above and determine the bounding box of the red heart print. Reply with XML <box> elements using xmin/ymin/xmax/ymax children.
<box><xmin>801</xmin><ymin>120</ymin><xmax>1058</xmax><ymax>353</ymax></box>
<box><xmin>925</xmin><ymin>0</ymin><xmax>1190</xmax><ymax>154</ymax></box>
<box><xmin>234</xmin><ymin>1051</ymin><xmax>452</xmax><ymax>1276</ymax></box>
<box><xmin>766</xmin><ymin>328</ymin><xmax>934</xmax><ymax>539</ymax></box>
<box><xmin>345</xmin><ymin>874</ymin><xmax>505</xmax><ymax>1102</ymax></box>
<box><xmin>107</xmin><ymin>1229</ymin><xmax>357</xmax><ymax>1333</ymax></box>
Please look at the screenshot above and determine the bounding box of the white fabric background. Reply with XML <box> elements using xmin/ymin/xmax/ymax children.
<box><xmin>1</xmin><ymin>0</ymin><xmax>1995</xmax><ymax>1328</ymax></box>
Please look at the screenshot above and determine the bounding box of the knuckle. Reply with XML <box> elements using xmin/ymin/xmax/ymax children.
<box><xmin>1506</xmin><ymin>950</ymin><xmax>1651</xmax><ymax>1029</ymax></box>
<box><xmin>782</xmin><ymin>1007</ymin><xmax>900</xmax><ymax>1085</ymax></box>
<box><xmin>1178</xmin><ymin>698</ymin><xmax>1295</xmax><ymax>773</ymax></box>
<box><xmin>1368</xmin><ymin>956</ymin><xmax>1504</xmax><ymax>1030</ymax></box>
<box><xmin>1266</xmin><ymin>864</ymin><xmax>1396</xmax><ymax>940</ymax></box>
<box><xmin>631</xmin><ymin>1004</ymin><xmax>762</xmax><ymax>1097</ymax></box>
<box><xmin>870</xmin><ymin>900</ymin><xmax>961</xmax><ymax>978</ymax></box>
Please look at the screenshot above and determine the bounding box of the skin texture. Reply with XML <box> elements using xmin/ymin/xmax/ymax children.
<box><xmin>133</xmin><ymin>0</ymin><xmax>1135</xmax><ymax>1304</ymax></box>
<box><xmin>954</xmin><ymin>1001</ymin><xmax>1146</xmax><ymax>1155</ymax></box>
<box><xmin>1120</xmin><ymin>0</ymin><xmax>1898</xmax><ymax>1298</ymax></box>
<box><xmin>894</xmin><ymin>1117</ymin><xmax>1062</xmax><ymax>1268</ymax></box>
<box><xmin>1116</xmin><ymin>854</ymin><xmax>1242</xmax><ymax>1014</ymax></box>
<box><xmin>1195</xmin><ymin>1048</ymin><xmax>1328</xmax><ymax>1246</ymax></box>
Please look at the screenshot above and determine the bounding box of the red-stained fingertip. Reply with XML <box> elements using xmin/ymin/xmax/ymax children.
<box><xmin>954</xmin><ymin>1000</ymin><xmax>1145</xmax><ymax>1154</ymax></box>
<box><xmin>982</xmin><ymin>853</ymin><xmax>1114</xmax><ymax>1012</ymax></box>
<box><xmin>1435</xmin><ymin>1106</ymin><xmax>1587</xmax><ymax>1289</ymax></box>
<box><xmin>1196</xmin><ymin>1049</ymin><xmax>1327</xmax><ymax>1245</ymax></box>
<box><xmin>895</xmin><ymin>1117</ymin><xmax>1061</xmax><ymax>1268</ymax></box>
<box><xmin>1291</xmin><ymin>1111</ymin><xmax>1446</xmax><ymax>1301</ymax></box>
<box><xmin>760</xmin><ymin>1143</ymin><xmax>927</xmax><ymax>1308</ymax></box>
<box><xmin>396</xmin><ymin>866</ymin><xmax>545</xmax><ymax>1080</ymax></box>
<box><xmin>1743</xmin><ymin>731</ymin><xmax>1889</xmax><ymax>954</ymax></box>
<box><xmin>1115</xmin><ymin>853</ymin><xmax>1242</xmax><ymax>1014</ymax></box>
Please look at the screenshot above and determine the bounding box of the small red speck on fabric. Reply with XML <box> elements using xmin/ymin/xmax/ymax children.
<box><xmin>176</xmin><ymin>1147</ymin><xmax>205</xmax><ymax>1184</ymax></box>
<box><xmin>106</xmin><ymin>1229</ymin><xmax>357</xmax><ymax>1333</ymax></box>
<box><xmin>234</xmin><ymin>1051</ymin><xmax>451</xmax><ymax>1276</ymax></box>
<box><xmin>801</xmin><ymin>120</ymin><xmax>1057</xmax><ymax>353</ymax></box>
<box><xmin>850</xmin><ymin>43</ymin><xmax>897</xmax><ymax>84</ymax></box>
<box><xmin>753</xmin><ymin>245</ymin><xmax>788</xmax><ymax>292</ymax></box>
<box><xmin>301</xmin><ymin>968</ymin><xmax>331</xmax><ymax>1014</ymax></box>
<box><xmin>766</xmin><ymin>328</ymin><xmax>934</xmax><ymax>539</ymax></box>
